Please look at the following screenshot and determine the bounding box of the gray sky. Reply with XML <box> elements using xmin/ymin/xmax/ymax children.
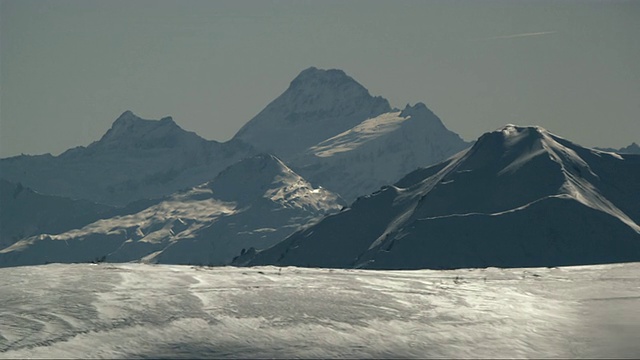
<box><xmin>1</xmin><ymin>0</ymin><xmax>639</xmax><ymax>158</ymax></box>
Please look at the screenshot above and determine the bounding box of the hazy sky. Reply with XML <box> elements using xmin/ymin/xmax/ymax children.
<box><xmin>1</xmin><ymin>0</ymin><xmax>639</xmax><ymax>158</ymax></box>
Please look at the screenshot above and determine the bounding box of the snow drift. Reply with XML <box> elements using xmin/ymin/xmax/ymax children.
<box><xmin>1</xmin><ymin>262</ymin><xmax>639</xmax><ymax>358</ymax></box>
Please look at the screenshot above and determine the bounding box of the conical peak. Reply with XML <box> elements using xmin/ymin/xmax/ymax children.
<box><xmin>290</xmin><ymin>67</ymin><xmax>355</xmax><ymax>88</ymax></box>
<box><xmin>285</xmin><ymin>67</ymin><xmax>379</xmax><ymax>104</ymax></box>
<box><xmin>232</xmin><ymin>66</ymin><xmax>392</xmax><ymax>156</ymax></box>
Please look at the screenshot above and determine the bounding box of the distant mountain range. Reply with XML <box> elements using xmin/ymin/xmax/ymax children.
<box><xmin>595</xmin><ymin>142</ymin><xmax>640</xmax><ymax>155</ymax></box>
<box><xmin>1</xmin><ymin>67</ymin><xmax>637</xmax><ymax>270</ymax></box>
<box><xmin>0</xmin><ymin>67</ymin><xmax>467</xmax><ymax>206</ymax></box>
<box><xmin>0</xmin><ymin>111</ymin><xmax>256</xmax><ymax>206</ymax></box>
<box><xmin>237</xmin><ymin>125</ymin><xmax>640</xmax><ymax>269</ymax></box>
<box><xmin>0</xmin><ymin>154</ymin><xmax>342</xmax><ymax>267</ymax></box>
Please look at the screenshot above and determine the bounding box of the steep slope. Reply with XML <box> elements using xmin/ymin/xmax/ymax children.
<box><xmin>240</xmin><ymin>125</ymin><xmax>640</xmax><ymax>269</ymax></box>
<box><xmin>289</xmin><ymin>103</ymin><xmax>469</xmax><ymax>201</ymax></box>
<box><xmin>0</xmin><ymin>111</ymin><xmax>256</xmax><ymax>206</ymax></box>
<box><xmin>0</xmin><ymin>154</ymin><xmax>343</xmax><ymax>268</ymax></box>
<box><xmin>0</xmin><ymin>180</ymin><xmax>114</xmax><ymax>249</ymax></box>
<box><xmin>233</xmin><ymin>67</ymin><xmax>392</xmax><ymax>158</ymax></box>
<box><xmin>234</xmin><ymin>67</ymin><xmax>469</xmax><ymax>201</ymax></box>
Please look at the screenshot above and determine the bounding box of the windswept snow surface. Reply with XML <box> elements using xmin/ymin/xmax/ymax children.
<box><xmin>244</xmin><ymin>125</ymin><xmax>640</xmax><ymax>269</ymax></box>
<box><xmin>0</xmin><ymin>154</ymin><xmax>343</xmax><ymax>267</ymax></box>
<box><xmin>1</xmin><ymin>262</ymin><xmax>639</xmax><ymax>359</ymax></box>
<box><xmin>309</xmin><ymin>111</ymin><xmax>410</xmax><ymax>157</ymax></box>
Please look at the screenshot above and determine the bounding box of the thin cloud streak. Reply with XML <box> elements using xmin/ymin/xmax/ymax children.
<box><xmin>483</xmin><ymin>31</ymin><xmax>557</xmax><ymax>40</ymax></box>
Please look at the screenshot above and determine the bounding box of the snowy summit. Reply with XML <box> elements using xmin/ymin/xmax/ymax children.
<box><xmin>240</xmin><ymin>125</ymin><xmax>640</xmax><ymax>269</ymax></box>
<box><xmin>234</xmin><ymin>67</ymin><xmax>392</xmax><ymax>157</ymax></box>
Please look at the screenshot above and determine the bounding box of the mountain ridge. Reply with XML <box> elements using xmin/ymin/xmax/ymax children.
<box><xmin>238</xmin><ymin>125</ymin><xmax>640</xmax><ymax>269</ymax></box>
<box><xmin>0</xmin><ymin>154</ymin><xmax>343</xmax><ymax>267</ymax></box>
<box><xmin>0</xmin><ymin>111</ymin><xmax>257</xmax><ymax>206</ymax></box>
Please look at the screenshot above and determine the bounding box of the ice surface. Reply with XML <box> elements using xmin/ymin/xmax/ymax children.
<box><xmin>1</xmin><ymin>262</ymin><xmax>639</xmax><ymax>358</ymax></box>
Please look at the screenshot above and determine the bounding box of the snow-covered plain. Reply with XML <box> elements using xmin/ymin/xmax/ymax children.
<box><xmin>1</xmin><ymin>262</ymin><xmax>639</xmax><ymax>358</ymax></box>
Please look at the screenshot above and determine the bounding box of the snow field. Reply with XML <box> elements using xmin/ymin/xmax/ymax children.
<box><xmin>2</xmin><ymin>262</ymin><xmax>639</xmax><ymax>358</ymax></box>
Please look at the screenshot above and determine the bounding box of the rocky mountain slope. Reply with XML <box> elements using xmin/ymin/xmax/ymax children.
<box><xmin>233</xmin><ymin>67</ymin><xmax>392</xmax><ymax>157</ymax></box>
<box><xmin>238</xmin><ymin>125</ymin><xmax>640</xmax><ymax>269</ymax></box>
<box><xmin>289</xmin><ymin>102</ymin><xmax>469</xmax><ymax>201</ymax></box>
<box><xmin>235</xmin><ymin>67</ymin><xmax>469</xmax><ymax>201</ymax></box>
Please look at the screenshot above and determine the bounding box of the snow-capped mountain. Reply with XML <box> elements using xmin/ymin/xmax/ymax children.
<box><xmin>289</xmin><ymin>102</ymin><xmax>469</xmax><ymax>201</ymax></box>
<box><xmin>233</xmin><ymin>67</ymin><xmax>392</xmax><ymax>157</ymax></box>
<box><xmin>234</xmin><ymin>67</ymin><xmax>469</xmax><ymax>201</ymax></box>
<box><xmin>0</xmin><ymin>111</ymin><xmax>256</xmax><ymax>206</ymax></box>
<box><xmin>1</xmin><ymin>68</ymin><xmax>468</xmax><ymax>205</ymax></box>
<box><xmin>0</xmin><ymin>154</ymin><xmax>343</xmax><ymax>268</ymax></box>
<box><xmin>239</xmin><ymin>125</ymin><xmax>640</xmax><ymax>269</ymax></box>
<box><xmin>596</xmin><ymin>142</ymin><xmax>640</xmax><ymax>155</ymax></box>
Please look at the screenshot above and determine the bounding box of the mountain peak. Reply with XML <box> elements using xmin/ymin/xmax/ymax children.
<box><xmin>209</xmin><ymin>154</ymin><xmax>296</xmax><ymax>200</ymax></box>
<box><xmin>92</xmin><ymin>112</ymin><xmax>197</xmax><ymax>150</ymax></box>
<box><xmin>618</xmin><ymin>142</ymin><xmax>640</xmax><ymax>154</ymax></box>
<box><xmin>400</xmin><ymin>102</ymin><xmax>435</xmax><ymax>117</ymax></box>
<box><xmin>473</xmin><ymin>125</ymin><xmax>547</xmax><ymax>149</ymax></box>
<box><xmin>285</xmin><ymin>67</ymin><xmax>376</xmax><ymax>102</ymax></box>
<box><xmin>208</xmin><ymin>153</ymin><xmax>343</xmax><ymax>208</ymax></box>
<box><xmin>289</xmin><ymin>67</ymin><xmax>354</xmax><ymax>89</ymax></box>
<box><xmin>233</xmin><ymin>67</ymin><xmax>392</xmax><ymax>157</ymax></box>
<box><xmin>112</xmin><ymin>111</ymin><xmax>177</xmax><ymax>129</ymax></box>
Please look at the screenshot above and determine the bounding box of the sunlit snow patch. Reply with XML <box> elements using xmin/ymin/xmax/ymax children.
<box><xmin>310</xmin><ymin>111</ymin><xmax>409</xmax><ymax>157</ymax></box>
